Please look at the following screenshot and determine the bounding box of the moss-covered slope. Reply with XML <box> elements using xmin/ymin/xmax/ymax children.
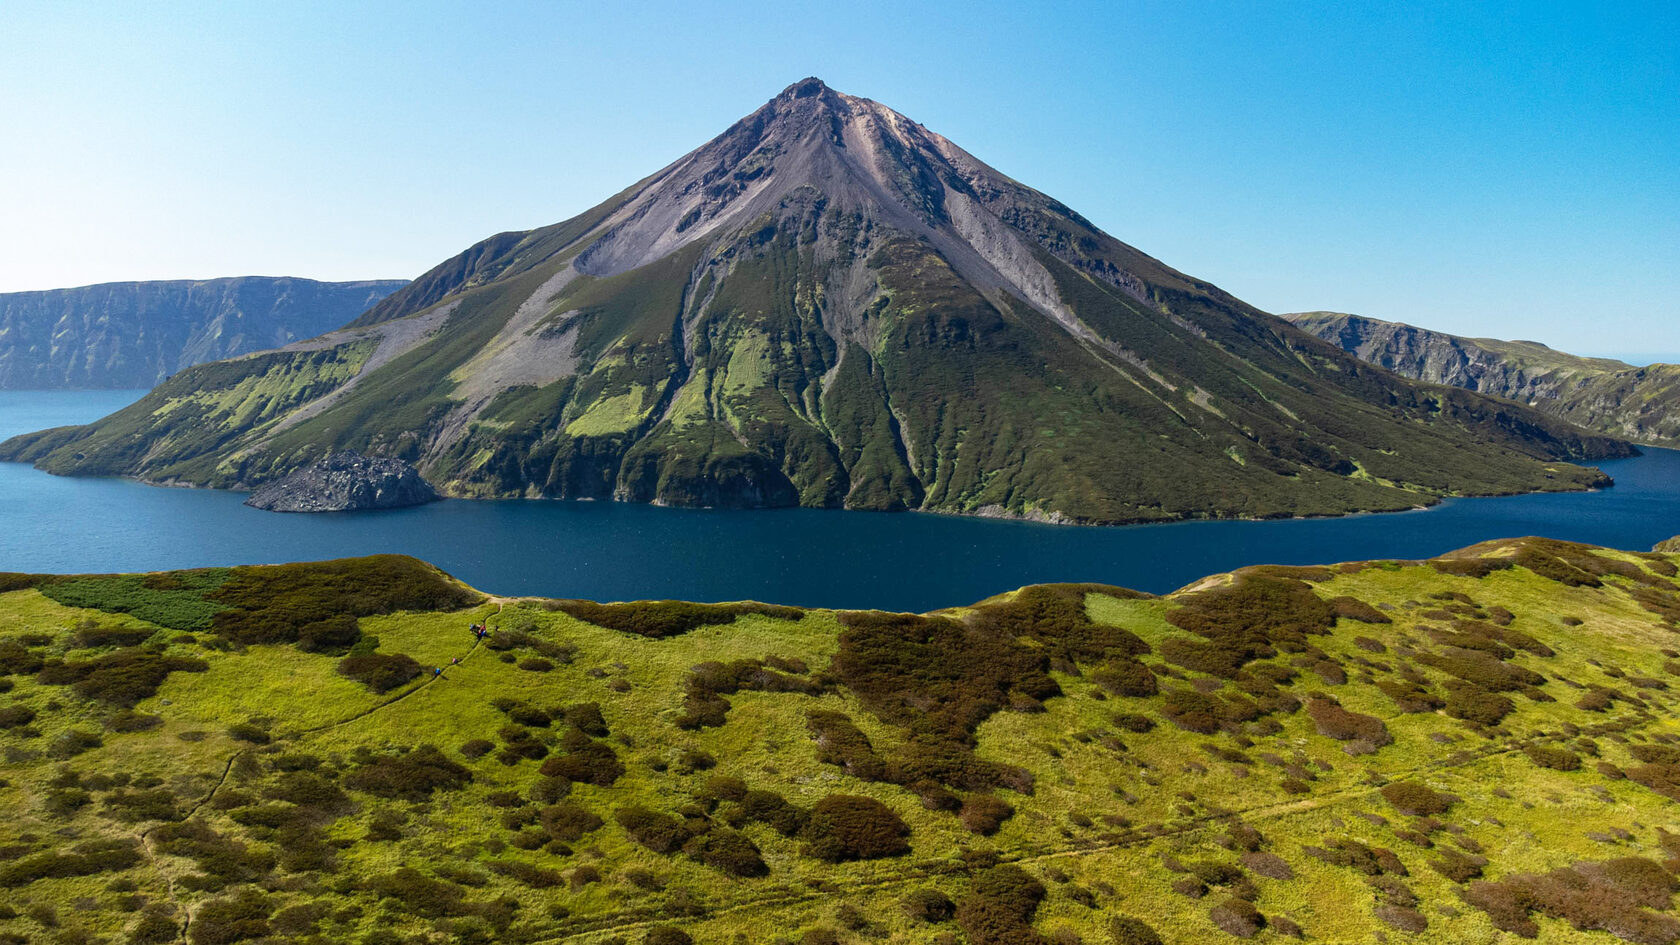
<box><xmin>1286</xmin><ymin>311</ymin><xmax>1680</xmax><ymax>447</ymax></box>
<box><xmin>3</xmin><ymin>537</ymin><xmax>1680</xmax><ymax>943</ymax></box>
<box><xmin>0</xmin><ymin>81</ymin><xmax>1633</xmax><ymax>523</ymax></box>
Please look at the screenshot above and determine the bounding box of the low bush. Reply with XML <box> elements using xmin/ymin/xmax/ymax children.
<box><xmin>1328</xmin><ymin>596</ymin><xmax>1391</xmax><ymax>624</ymax></box>
<box><xmin>955</xmin><ymin>865</ymin><xmax>1046</xmax><ymax>945</ymax></box>
<box><xmin>551</xmin><ymin>600</ymin><xmax>804</xmax><ymax>638</ymax></box>
<box><xmin>210</xmin><ymin>556</ymin><xmax>480</xmax><ymax>646</ymax></box>
<box><xmin>738</xmin><ymin>789</ymin><xmax>805</xmax><ymax>837</ymax></box>
<box><xmin>1380</xmin><ymin>782</ymin><xmax>1455</xmax><ymax>816</ymax></box>
<box><xmin>617</xmin><ymin>806</ymin><xmax>696</xmax><ymax>854</ymax></box>
<box><xmin>0</xmin><ymin>705</ymin><xmax>35</xmax><ymax>729</ymax></box>
<box><xmin>1110</xmin><ymin>916</ymin><xmax>1165</xmax><ymax>945</ymax></box>
<box><xmin>37</xmin><ymin>648</ymin><xmax>208</xmax><ymax>707</ymax></box>
<box><xmin>1443</xmin><ymin>680</ymin><xmax>1515</xmax><ymax>726</ymax></box>
<box><xmin>344</xmin><ymin>745</ymin><xmax>470</xmax><ymax>801</ymax></box>
<box><xmin>1524</xmin><ymin>743</ymin><xmax>1581</xmax><ymax>771</ymax></box>
<box><xmin>903</xmin><ymin>888</ymin><xmax>955</xmax><ymax>923</ymax></box>
<box><xmin>683</xmin><ymin>827</ymin><xmax>767</xmax><ymax>877</ymax></box>
<box><xmin>336</xmin><ymin>653</ymin><xmax>422</xmax><ymax>693</ymax></box>
<box><xmin>803</xmin><ymin>794</ymin><xmax>911</xmax><ymax>862</ymax></box>
<box><xmin>1305</xmin><ymin>698</ymin><xmax>1391</xmax><ymax>753</ymax></box>
<box><xmin>643</xmin><ymin>927</ymin><xmax>693</xmax><ymax>945</ymax></box>
<box><xmin>539</xmin><ymin>802</ymin><xmax>603</xmax><ymax>842</ymax></box>
<box><xmin>1091</xmin><ymin>658</ymin><xmax>1157</xmax><ymax>697</ymax></box>
<box><xmin>1209</xmin><ymin>897</ymin><xmax>1265</xmax><ymax>937</ymax></box>
<box><xmin>0</xmin><ymin>838</ymin><xmax>142</xmax><ymax>887</ymax></box>
<box><xmin>188</xmin><ymin>887</ymin><xmax>271</xmax><ymax>945</ymax></box>
<box><xmin>538</xmin><ymin>739</ymin><xmax>623</xmax><ymax>786</ymax></box>
<box><xmin>959</xmin><ymin>794</ymin><xmax>1014</xmax><ymax>835</ymax></box>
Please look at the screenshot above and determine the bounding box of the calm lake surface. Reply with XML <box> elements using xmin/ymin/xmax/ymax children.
<box><xmin>2</xmin><ymin>390</ymin><xmax>1677</xmax><ymax>610</ymax></box>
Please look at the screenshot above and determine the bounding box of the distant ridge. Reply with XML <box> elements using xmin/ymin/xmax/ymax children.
<box><xmin>0</xmin><ymin>79</ymin><xmax>1631</xmax><ymax>523</ymax></box>
<box><xmin>1285</xmin><ymin>311</ymin><xmax>1680</xmax><ymax>447</ymax></box>
<box><xmin>0</xmin><ymin>277</ymin><xmax>407</xmax><ymax>389</ymax></box>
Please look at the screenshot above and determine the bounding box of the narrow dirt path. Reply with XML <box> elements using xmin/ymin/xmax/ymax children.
<box><xmin>147</xmin><ymin>601</ymin><xmax>507</xmax><ymax>943</ymax></box>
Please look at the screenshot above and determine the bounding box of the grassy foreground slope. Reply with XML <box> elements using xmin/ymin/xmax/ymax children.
<box><xmin>2</xmin><ymin>540</ymin><xmax>1679</xmax><ymax>944</ymax></box>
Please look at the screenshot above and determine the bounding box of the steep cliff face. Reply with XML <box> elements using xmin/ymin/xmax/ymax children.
<box><xmin>1286</xmin><ymin>312</ymin><xmax>1680</xmax><ymax>446</ymax></box>
<box><xmin>0</xmin><ymin>81</ymin><xmax>1635</xmax><ymax>523</ymax></box>
<box><xmin>0</xmin><ymin>277</ymin><xmax>406</xmax><ymax>388</ymax></box>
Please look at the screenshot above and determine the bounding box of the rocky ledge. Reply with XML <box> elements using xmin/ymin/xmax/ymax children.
<box><xmin>244</xmin><ymin>452</ymin><xmax>440</xmax><ymax>512</ymax></box>
<box><xmin>1657</xmin><ymin>536</ymin><xmax>1680</xmax><ymax>554</ymax></box>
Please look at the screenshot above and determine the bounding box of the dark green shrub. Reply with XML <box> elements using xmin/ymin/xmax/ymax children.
<box><xmin>959</xmin><ymin>794</ymin><xmax>1014</xmax><ymax>835</ymax></box>
<box><xmin>1091</xmin><ymin>658</ymin><xmax>1157</xmax><ymax>697</ymax></box>
<box><xmin>1328</xmin><ymin>596</ymin><xmax>1391</xmax><ymax>624</ymax></box>
<box><xmin>344</xmin><ymin>745</ymin><xmax>470</xmax><ymax>800</ymax></box>
<box><xmin>1443</xmin><ymin>680</ymin><xmax>1515</xmax><ymax>726</ymax></box>
<box><xmin>552</xmin><ymin>600</ymin><xmax>803</xmax><ymax>638</ymax></box>
<box><xmin>459</xmin><ymin>738</ymin><xmax>493</xmax><ymax>759</ymax></box>
<box><xmin>129</xmin><ymin>906</ymin><xmax>181</xmax><ymax>944</ymax></box>
<box><xmin>369</xmin><ymin>868</ymin><xmax>467</xmax><ymax>918</ymax></box>
<box><xmin>803</xmin><ymin>794</ymin><xmax>911</xmax><ymax>862</ymax></box>
<box><xmin>955</xmin><ymin>865</ymin><xmax>1046</xmax><ymax>945</ymax></box>
<box><xmin>486</xmin><ymin>859</ymin><xmax>563</xmax><ymax>889</ymax></box>
<box><xmin>71</xmin><ymin>621</ymin><xmax>155</xmax><ymax>648</ymax></box>
<box><xmin>1165</xmin><ymin>575</ymin><xmax>1334</xmax><ymax>678</ymax></box>
<box><xmin>227</xmin><ymin>723</ymin><xmax>270</xmax><ymax>745</ymax></box>
<box><xmin>562</xmin><ymin>702</ymin><xmax>608</xmax><ymax>736</ymax></box>
<box><xmin>1305</xmin><ymin>698</ymin><xmax>1391</xmax><ymax>753</ymax></box>
<box><xmin>1209</xmin><ymin>897</ymin><xmax>1264</xmax><ymax>937</ymax></box>
<box><xmin>1161</xmin><ymin>688</ymin><xmax>1220</xmax><ymax>734</ymax></box>
<box><xmin>539</xmin><ymin>802</ymin><xmax>603</xmax><ymax>842</ymax></box>
<box><xmin>643</xmin><ymin>927</ymin><xmax>693</xmax><ymax>945</ymax></box>
<box><xmin>37</xmin><ymin>649</ymin><xmax>208</xmax><ymax>706</ymax></box>
<box><xmin>1524</xmin><ymin>743</ymin><xmax>1581</xmax><ymax>771</ymax></box>
<box><xmin>0</xmin><ymin>838</ymin><xmax>142</xmax><ymax>887</ymax></box>
<box><xmin>108</xmin><ymin>709</ymin><xmax>163</xmax><ymax>732</ymax></box>
<box><xmin>617</xmin><ymin>806</ymin><xmax>695</xmax><ymax>854</ymax></box>
<box><xmin>336</xmin><ymin>653</ymin><xmax>422</xmax><ymax>693</ymax></box>
<box><xmin>0</xmin><ymin>705</ymin><xmax>35</xmax><ymax>728</ymax></box>
<box><xmin>48</xmin><ymin>728</ymin><xmax>103</xmax><ymax>758</ymax></box>
<box><xmin>296</xmin><ymin>614</ymin><xmax>361</xmax><ymax>654</ymax></box>
<box><xmin>0</xmin><ymin>639</ymin><xmax>45</xmax><ymax>676</ymax></box>
<box><xmin>210</xmin><ymin>556</ymin><xmax>480</xmax><ymax>645</ymax></box>
<box><xmin>738</xmin><ymin>789</ymin><xmax>805</xmax><ymax>836</ymax></box>
<box><xmin>703</xmin><ymin>774</ymin><xmax>748</xmax><ymax>803</ymax></box>
<box><xmin>902</xmin><ymin>888</ymin><xmax>955</xmax><ymax>923</ymax></box>
<box><xmin>1111</xmin><ymin>712</ymin><xmax>1156</xmax><ymax>733</ymax></box>
<box><xmin>188</xmin><ymin>887</ymin><xmax>270</xmax><ymax>945</ymax></box>
<box><xmin>683</xmin><ymin>826</ymin><xmax>767</xmax><ymax>877</ymax></box>
<box><xmin>1110</xmin><ymin>915</ymin><xmax>1164</xmax><ymax>945</ymax></box>
<box><xmin>103</xmin><ymin>788</ymin><xmax>181</xmax><ymax>823</ymax></box>
<box><xmin>538</xmin><ymin>740</ymin><xmax>622</xmax><ymax>786</ymax></box>
<box><xmin>1430</xmin><ymin>848</ymin><xmax>1487</xmax><ymax>883</ymax></box>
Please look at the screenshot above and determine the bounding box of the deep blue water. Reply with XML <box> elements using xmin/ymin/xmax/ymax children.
<box><xmin>1</xmin><ymin>390</ymin><xmax>1677</xmax><ymax>610</ymax></box>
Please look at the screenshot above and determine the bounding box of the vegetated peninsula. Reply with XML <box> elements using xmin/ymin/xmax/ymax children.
<box><xmin>1285</xmin><ymin>311</ymin><xmax>1680</xmax><ymax>447</ymax></box>
<box><xmin>3</xmin><ymin>537</ymin><xmax>1680</xmax><ymax>943</ymax></box>
<box><xmin>0</xmin><ymin>277</ymin><xmax>406</xmax><ymax>389</ymax></box>
<box><xmin>0</xmin><ymin>79</ymin><xmax>1633</xmax><ymax>523</ymax></box>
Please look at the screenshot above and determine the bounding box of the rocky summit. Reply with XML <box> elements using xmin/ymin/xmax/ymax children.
<box><xmin>0</xmin><ymin>79</ymin><xmax>1632</xmax><ymax>523</ymax></box>
<box><xmin>243</xmin><ymin>451</ymin><xmax>439</xmax><ymax>512</ymax></box>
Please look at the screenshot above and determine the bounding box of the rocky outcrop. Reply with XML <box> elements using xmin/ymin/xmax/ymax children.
<box><xmin>1286</xmin><ymin>312</ymin><xmax>1680</xmax><ymax>446</ymax></box>
<box><xmin>1657</xmin><ymin>537</ymin><xmax>1680</xmax><ymax>554</ymax></box>
<box><xmin>244</xmin><ymin>452</ymin><xmax>439</xmax><ymax>512</ymax></box>
<box><xmin>0</xmin><ymin>277</ymin><xmax>405</xmax><ymax>389</ymax></box>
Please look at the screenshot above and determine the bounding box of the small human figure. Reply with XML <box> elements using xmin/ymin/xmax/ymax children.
<box><xmin>433</xmin><ymin>667</ymin><xmax>444</xmax><ymax>679</ymax></box>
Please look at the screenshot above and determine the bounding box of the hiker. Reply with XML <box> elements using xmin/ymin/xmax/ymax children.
<box><xmin>451</xmin><ymin>657</ymin><xmax>460</xmax><ymax>665</ymax></box>
<box><xmin>433</xmin><ymin>667</ymin><xmax>444</xmax><ymax>679</ymax></box>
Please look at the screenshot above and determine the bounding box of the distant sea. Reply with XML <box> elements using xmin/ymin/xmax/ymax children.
<box><xmin>0</xmin><ymin>389</ymin><xmax>1676</xmax><ymax>610</ymax></box>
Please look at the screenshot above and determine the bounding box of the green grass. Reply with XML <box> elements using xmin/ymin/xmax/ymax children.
<box><xmin>3</xmin><ymin>542</ymin><xmax>1679</xmax><ymax>943</ymax></box>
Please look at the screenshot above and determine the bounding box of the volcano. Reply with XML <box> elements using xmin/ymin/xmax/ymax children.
<box><xmin>0</xmin><ymin>78</ymin><xmax>1630</xmax><ymax>523</ymax></box>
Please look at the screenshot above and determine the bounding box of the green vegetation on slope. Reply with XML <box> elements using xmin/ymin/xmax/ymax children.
<box><xmin>3</xmin><ymin>538</ymin><xmax>1680</xmax><ymax>943</ymax></box>
<box><xmin>1286</xmin><ymin>311</ymin><xmax>1680</xmax><ymax>446</ymax></box>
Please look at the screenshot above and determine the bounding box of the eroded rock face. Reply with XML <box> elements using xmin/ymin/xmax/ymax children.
<box><xmin>244</xmin><ymin>452</ymin><xmax>439</xmax><ymax>512</ymax></box>
<box><xmin>1656</xmin><ymin>536</ymin><xmax>1680</xmax><ymax>553</ymax></box>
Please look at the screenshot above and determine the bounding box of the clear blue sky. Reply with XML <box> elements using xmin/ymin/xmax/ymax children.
<box><xmin>1</xmin><ymin>1</ymin><xmax>1674</xmax><ymax>357</ymax></box>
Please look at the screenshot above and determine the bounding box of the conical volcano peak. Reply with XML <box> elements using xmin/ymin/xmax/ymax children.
<box><xmin>20</xmin><ymin>78</ymin><xmax>1628</xmax><ymax>529</ymax></box>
